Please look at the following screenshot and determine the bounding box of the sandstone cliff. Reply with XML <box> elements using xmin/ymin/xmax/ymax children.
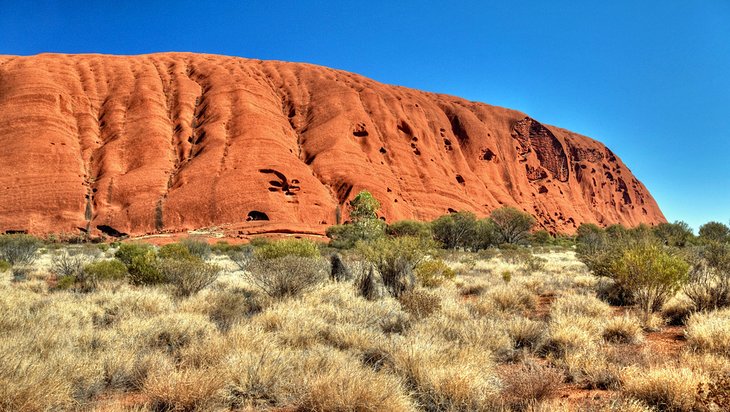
<box><xmin>0</xmin><ymin>53</ymin><xmax>665</xmax><ymax>238</ymax></box>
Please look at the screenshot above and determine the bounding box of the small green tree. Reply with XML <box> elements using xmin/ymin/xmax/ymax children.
<box><xmin>610</xmin><ymin>243</ymin><xmax>690</xmax><ymax>317</ymax></box>
<box><xmin>489</xmin><ymin>207</ymin><xmax>535</xmax><ymax>244</ymax></box>
<box><xmin>0</xmin><ymin>234</ymin><xmax>41</xmax><ymax>266</ymax></box>
<box><xmin>350</xmin><ymin>191</ymin><xmax>380</xmax><ymax>221</ymax></box>
<box><xmin>357</xmin><ymin>236</ymin><xmax>434</xmax><ymax>297</ymax></box>
<box><xmin>699</xmin><ymin>221</ymin><xmax>730</xmax><ymax>243</ymax></box>
<box><xmin>386</xmin><ymin>220</ymin><xmax>432</xmax><ymax>239</ymax></box>
<box><xmin>327</xmin><ymin>190</ymin><xmax>385</xmax><ymax>248</ymax></box>
<box><xmin>431</xmin><ymin>211</ymin><xmax>479</xmax><ymax>250</ymax></box>
<box><xmin>254</xmin><ymin>238</ymin><xmax>320</xmax><ymax>260</ymax></box>
<box><xmin>576</xmin><ymin>223</ymin><xmax>607</xmax><ymax>256</ymax></box>
<box><xmin>653</xmin><ymin>221</ymin><xmax>694</xmax><ymax>247</ymax></box>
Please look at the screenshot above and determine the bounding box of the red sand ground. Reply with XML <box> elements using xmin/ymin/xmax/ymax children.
<box><xmin>0</xmin><ymin>53</ymin><xmax>664</xmax><ymax>239</ymax></box>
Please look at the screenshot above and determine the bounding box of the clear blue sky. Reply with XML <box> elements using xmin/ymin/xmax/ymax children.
<box><xmin>1</xmin><ymin>1</ymin><xmax>728</xmax><ymax>230</ymax></box>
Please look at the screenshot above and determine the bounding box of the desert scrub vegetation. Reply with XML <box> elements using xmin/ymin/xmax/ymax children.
<box><xmin>4</xmin><ymin>215</ymin><xmax>730</xmax><ymax>410</ymax></box>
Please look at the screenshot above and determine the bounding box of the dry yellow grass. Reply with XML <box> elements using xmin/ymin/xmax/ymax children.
<box><xmin>2</xmin><ymin>245</ymin><xmax>724</xmax><ymax>411</ymax></box>
<box><xmin>685</xmin><ymin>308</ymin><xmax>730</xmax><ymax>356</ymax></box>
<box><xmin>622</xmin><ymin>366</ymin><xmax>708</xmax><ymax>412</ymax></box>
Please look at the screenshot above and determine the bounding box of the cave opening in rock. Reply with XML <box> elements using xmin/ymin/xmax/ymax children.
<box><xmin>247</xmin><ymin>211</ymin><xmax>270</xmax><ymax>221</ymax></box>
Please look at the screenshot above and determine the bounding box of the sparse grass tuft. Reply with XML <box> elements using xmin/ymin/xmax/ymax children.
<box><xmin>623</xmin><ymin>366</ymin><xmax>707</xmax><ymax>412</ymax></box>
<box><xmin>685</xmin><ymin>308</ymin><xmax>730</xmax><ymax>356</ymax></box>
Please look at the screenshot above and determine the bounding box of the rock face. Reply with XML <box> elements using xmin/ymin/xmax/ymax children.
<box><xmin>0</xmin><ymin>53</ymin><xmax>665</xmax><ymax>238</ymax></box>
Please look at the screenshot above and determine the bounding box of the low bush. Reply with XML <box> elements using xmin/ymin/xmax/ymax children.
<box><xmin>158</xmin><ymin>242</ymin><xmax>196</xmax><ymax>261</ymax></box>
<box><xmin>387</xmin><ymin>220</ymin><xmax>432</xmax><ymax>239</ymax></box>
<box><xmin>499</xmin><ymin>362</ymin><xmax>563</xmax><ymax>411</ymax></box>
<box><xmin>243</xmin><ymin>255</ymin><xmax>328</xmax><ymax>299</ymax></box>
<box><xmin>684</xmin><ymin>242</ymin><xmax>730</xmax><ymax>311</ymax></box>
<box><xmin>415</xmin><ymin>259</ymin><xmax>455</xmax><ymax>288</ymax></box>
<box><xmin>662</xmin><ymin>296</ymin><xmax>694</xmax><ymax>326</ymax></box>
<box><xmin>180</xmin><ymin>237</ymin><xmax>211</xmax><ymax>259</ymax></box>
<box><xmin>128</xmin><ymin>250</ymin><xmax>164</xmax><ymax>285</ymax></box>
<box><xmin>358</xmin><ymin>236</ymin><xmax>433</xmax><ymax>297</ymax></box>
<box><xmin>602</xmin><ymin>315</ymin><xmax>644</xmax><ymax>344</ymax></box>
<box><xmin>114</xmin><ymin>242</ymin><xmax>154</xmax><ymax>266</ymax></box>
<box><xmin>483</xmin><ymin>286</ymin><xmax>536</xmax><ymax>314</ymax></box>
<box><xmin>504</xmin><ymin>316</ymin><xmax>546</xmax><ymax>351</ymax></box>
<box><xmin>0</xmin><ymin>259</ymin><xmax>10</xmax><ymax>272</ymax></box>
<box><xmin>490</xmin><ymin>206</ymin><xmax>535</xmax><ymax>244</ymax></box>
<box><xmin>0</xmin><ymin>234</ymin><xmax>41</xmax><ymax>265</ymax></box>
<box><xmin>210</xmin><ymin>241</ymin><xmax>249</xmax><ymax>256</ymax></box>
<box><xmin>685</xmin><ymin>309</ymin><xmax>730</xmax><ymax>356</ymax></box>
<box><xmin>398</xmin><ymin>289</ymin><xmax>441</xmax><ymax>319</ymax></box>
<box><xmin>254</xmin><ymin>238</ymin><xmax>320</xmax><ymax>260</ymax></box>
<box><xmin>611</xmin><ymin>243</ymin><xmax>690</xmax><ymax>316</ymax></box>
<box><xmin>550</xmin><ymin>293</ymin><xmax>611</xmax><ymax>318</ymax></box>
<box><xmin>623</xmin><ymin>366</ymin><xmax>707</xmax><ymax>412</ymax></box>
<box><xmin>157</xmin><ymin>258</ymin><xmax>221</xmax><ymax>297</ymax></box>
<box><xmin>51</xmin><ymin>251</ymin><xmax>88</xmax><ymax>279</ymax></box>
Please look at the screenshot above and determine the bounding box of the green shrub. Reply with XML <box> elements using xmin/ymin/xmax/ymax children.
<box><xmin>529</xmin><ymin>230</ymin><xmax>554</xmax><ymax>246</ymax></box>
<box><xmin>254</xmin><ymin>238</ymin><xmax>320</xmax><ymax>260</ymax></box>
<box><xmin>653</xmin><ymin>221</ymin><xmax>694</xmax><ymax>247</ymax></box>
<box><xmin>243</xmin><ymin>255</ymin><xmax>328</xmax><ymax>299</ymax></box>
<box><xmin>611</xmin><ymin>243</ymin><xmax>690</xmax><ymax>316</ymax></box>
<box><xmin>489</xmin><ymin>207</ymin><xmax>535</xmax><ymax>244</ymax></box>
<box><xmin>576</xmin><ymin>223</ymin><xmax>607</xmax><ymax>256</ymax></box>
<box><xmin>56</xmin><ymin>258</ymin><xmax>128</xmax><ymax>292</ymax></box>
<box><xmin>115</xmin><ymin>243</ymin><xmax>155</xmax><ymax>266</ymax></box>
<box><xmin>684</xmin><ymin>242</ymin><xmax>730</xmax><ymax>311</ymax></box>
<box><xmin>156</xmin><ymin>258</ymin><xmax>220</xmax><ymax>297</ymax></box>
<box><xmin>398</xmin><ymin>289</ymin><xmax>441</xmax><ymax>319</ymax></box>
<box><xmin>128</xmin><ymin>250</ymin><xmax>164</xmax><ymax>285</ymax></box>
<box><xmin>358</xmin><ymin>236</ymin><xmax>433</xmax><ymax>297</ymax></box>
<box><xmin>326</xmin><ymin>220</ymin><xmax>386</xmax><ymax>249</ymax></box>
<box><xmin>84</xmin><ymin>259</ymin><xmax>128</xmax><ymax>282</ymax></box>
<box><xmin>0</xmin><ymin>259</ymin><xmax>10</xmax><ymax>272</ymax></box>
<box><xmin>326</xmin><ymin>190</ymin><xmax>387</xmax><ymax>248</ymax></box>
<box><xmin>415</xmin><ymin>259</ymin><xmax>455</xmax><ymax>288</ymax></box>
<box><xmin>699</xmin><ymin>221</ymin><xmax>730</xmax><ymax>243</ymax></box>
<box><xmin>386</xmin><ymin>220</ymin><xmax>432</xmax><ymax>239</ymax></box>
<box><xmin>158</xmin><ymin>243</ymin><xmax>196</xmax><ymax>261</ymax></box>
<box><xmin>431</xmin><ymin>211</ymin><xmax>482</xmax><ymax>250</ymax></box>
<box><xmin>49</xmin><ymin>251</ymin><xmax>90</xmax><ymax>290</ymax></box>
<box><xmin>210</xmin><ymin>241</ymin><xmax>249</xmax><ymax>256</ymax></box>
<box><xmin>0</xmin><ymin>234</ymin><xmax>41</xmax><ymax>265</ymax></box>
<box><xmin>179</xmin><ymin>238</ymin><xmax>211</xmax><ymax>259</ymax></box>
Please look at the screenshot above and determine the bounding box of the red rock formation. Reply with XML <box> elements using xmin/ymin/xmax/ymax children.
<box><xmin>0</xmin><ymin>53</ymin><xmax>665</xmax><ymax>238</ymax></box>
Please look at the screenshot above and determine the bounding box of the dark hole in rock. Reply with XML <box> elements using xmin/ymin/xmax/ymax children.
<box><xmin>353</xmin><ymin>129</ymin><xmax>368</xmax><ymax>137</ymax></box>
<box><xmin>481</xmin><ymin>149</ymin><xmax>496</xmax><ymax>161</ymax></box>
<box><xmin>443</xmin><ymin>139</ymin><xmax>452</xmax><ymax>146</ymax></box>
<box><xmin>387</xmin><ymin>188</ymin><xmax>392</xmax><ymax>192</ymax></box>
<box><xmin>411</xmin><ymin>136</ymin><xmax>418</xmax><ymax>142</ymax></box>
<box><xmin>413</xmin><ymin>148</ymin><xmax>421</xmax><ymax>156</ymax></box>
<box><xmin>538</xmin><ymin>186</ymin><xmax>548</xmax><ymax>194</ymax></box>
<box><xmin>247</xmin><ymin>211</ymin><xmax>269</xmax><ymax>221</ymax></box>
<box><xmin>397</xmin><ymin>120</ymin><xmax>413</xmax><ymax>135</ymax></box>
<box><xmin>97</xmin><ymin>225</ymin><xmax>127</xmax><ymax>238</ymax></box>
<box><xmin>411</xmin><ymin>142</ymin><xmax>417</xmax><ymax>148</ymax></box>
<box><xmin>455</xmin><ymin>175</ymin><xmax>465</xmax><ymax>184</ymax></box>
<box><xmin>448</xmin><ymin>208</ymin><xmax>458</xmax><ymax>213</ymax></box>
<box><xmin>4</xmin><ymin>229</ymin><xmax>28</xmax><ymax>234</ymax></box>
<box><xmin>269</xmin><ymin>180</ymin><xmax>283</xmax><ymax>187</ymax></box>
<box><xmin>379</xmin><ymin>147</ymin><xmax>387</xmax><ymax>154</ymax></box>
